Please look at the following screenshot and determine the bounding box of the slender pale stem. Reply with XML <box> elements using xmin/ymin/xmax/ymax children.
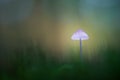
<box><xmin>80</xmin><ymin>39</ymin><xmax>82</xmax><ymax>59</ymax></box>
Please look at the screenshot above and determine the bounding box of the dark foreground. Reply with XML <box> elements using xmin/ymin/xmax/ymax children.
<box><xmin>0</xmin><ymin>46</ymin><xmax>120</xmax><ymax>80</ymax></box>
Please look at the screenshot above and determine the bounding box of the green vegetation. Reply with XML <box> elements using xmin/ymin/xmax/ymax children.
<box><xmin>0</xmin><ymin>45</ymin><xmax>120</xmax><ymax>80</ymax></box>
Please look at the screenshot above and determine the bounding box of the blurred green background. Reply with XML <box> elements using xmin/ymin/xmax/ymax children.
<box><xmin>0</xmin><ymin>0</ymin><xmax>120</xmax><ymax>80</ymax></box>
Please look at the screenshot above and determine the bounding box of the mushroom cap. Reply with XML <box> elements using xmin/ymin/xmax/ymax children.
<box><xmin>71</xmin><ymin>29</ymin><xmax>89</xmax><ymax>40</ymax></box>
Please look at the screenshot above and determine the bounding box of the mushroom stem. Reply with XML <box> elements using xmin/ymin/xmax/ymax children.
<box><xmin>80</xmin><ymin>39</ymin><xmax>82</xmax><ymax>60</ymax></box>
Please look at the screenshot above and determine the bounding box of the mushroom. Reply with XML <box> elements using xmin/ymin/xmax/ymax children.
<box><xmin>71</xmin><ymin>29</ymin><xmax>89</xmax><ymax>59</ymax></box>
